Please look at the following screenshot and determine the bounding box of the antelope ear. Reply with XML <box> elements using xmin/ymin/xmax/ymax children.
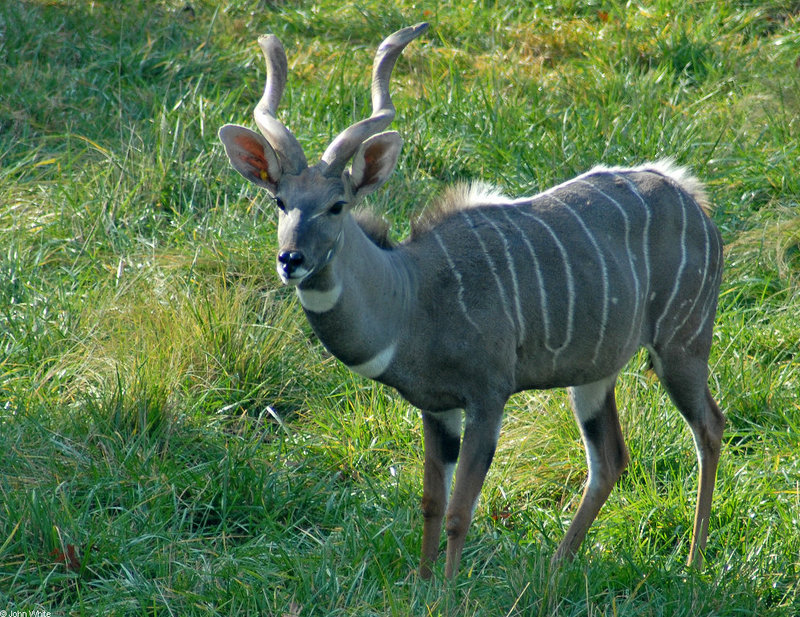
<box><xmin>218</xmin><ymin>124</ymin><xmax>281</xmax><ymax>193</ymax></box>
<box><xmin>348</xmin><ymin>131</ymin><xmax>403</xmax><ymax>199</ymax></box>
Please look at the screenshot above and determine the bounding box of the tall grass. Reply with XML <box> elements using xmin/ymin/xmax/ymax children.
<box><xmin>1</xmin><ymin>1</ymin><xmax>799</xmax><ymax>615</ymax></box>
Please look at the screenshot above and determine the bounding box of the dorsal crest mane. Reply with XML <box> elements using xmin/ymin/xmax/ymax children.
<box><xmin>353</xmin><ymin>208</ymin><xmax>395</xmax><ymax>249</ymax></box>
<box><xmin>587</xmin><ymin>159</ymin><xmax>711</xmax><ymax>215</ymax></box>
<box><xmin>412</xmin><ymin>181</ymin><xmax>511</xmax><ymax>237</ymax></box>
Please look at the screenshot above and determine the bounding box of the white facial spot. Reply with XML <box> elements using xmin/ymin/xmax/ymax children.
<box><xmin>278</xmin><ymin>266</ymin><xmax>311</xmax><ymax>286</ymax></box>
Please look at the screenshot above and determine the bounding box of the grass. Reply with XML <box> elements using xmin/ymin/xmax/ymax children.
<box><xmin>1</xmin><ymin>0</ymin><xmax>799</xmax><ymax>614</ymax></box>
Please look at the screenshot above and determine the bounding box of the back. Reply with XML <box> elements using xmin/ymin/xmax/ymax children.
<box><xmin>404</xmin><ymin>163</ymin><xmax>722</xmax><ymax>389</ymax></box>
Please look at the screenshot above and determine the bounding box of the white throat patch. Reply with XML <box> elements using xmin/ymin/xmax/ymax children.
<box><xmin>347</xmin><ymin>342</ymin><xmax>397</xmax><ymax>379</ymax></box>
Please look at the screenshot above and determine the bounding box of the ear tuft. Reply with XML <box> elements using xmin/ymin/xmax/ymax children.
<box><xmin>219</xmin><ymin>124</ymin><xmax>282</xmax><ymax>193</ymax></box>
<box><xmin>349</xmin><ymin>132</ymin><xmax>403</xmax><ymax>198</ymax></box>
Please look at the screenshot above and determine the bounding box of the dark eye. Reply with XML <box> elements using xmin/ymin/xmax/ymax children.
<box><xmin>275</xmin><ymin>197</ymin><xmax>286</xmax><ymax>212</ymax></box>
<box><xmin>328</xmin><ymin>200</ymin><xmax>346</xmax><ymax>215</ymax></box>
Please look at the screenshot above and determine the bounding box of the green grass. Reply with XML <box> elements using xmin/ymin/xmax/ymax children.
<box><xmin>1</xmin><ymin>0</ymin><xmax>799</xmax><ymax>614</ymax></box>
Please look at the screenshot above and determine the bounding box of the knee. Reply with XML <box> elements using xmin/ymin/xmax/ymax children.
<box><xmin>445</xmin><ymin>512</ymin><xmax>470</xmax><ymax>540</ymax></box>
<box><xmin>421</xmin><ymin>495</ymin><xmax>444</xmax><ymax>521</ymax></box>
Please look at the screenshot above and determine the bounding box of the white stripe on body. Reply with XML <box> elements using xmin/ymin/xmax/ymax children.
<box><xmin>685</xmin><ymin>219</ymin><xmax>723</xmax><ymax>347</ymax></box>
<box><xmin>474</xmin><ymin>209</ymin><xmax>526</xmax><ymax>343</ymax></box>
<box><xmin>432</xmin><ymin>230</ymin><xmax>480</xmax><ymax>330</ymax></box>
<box><xmin>548</xmin><ymin>191</ymin><xmax>610</xmax><ymax>365</ymax></box>
<box><xmin>611</xmin><ymin>172</ymin><xmax>652</xmax><ymax>343</ymax></box>
<box><xmin>576</xmin><ymin>178</ymin><xmax>643</xmax><ymax>356</ymax></box>
<box><xmin>514</xmin><ymin>208</ymin><xmax>576</xmax><ymax>373</ymax></box>
<box><xmin>500</xmin><ymin>208</ymin><xmax>553</xmax><ymax>349</ymax></box>
<box><xmin>661</xmin><ymin>207</ymin><xmax>713</xmax><ymax>347</ymax></box>
<box><xmin>653</xmin><ymin>189</ymin><xmax>689</xmax><ymax>344</ymax></box>
<box><xmin>460</xmin><ymin>210</ymin><xmax>517</xmax><ymax>334</ymax></box>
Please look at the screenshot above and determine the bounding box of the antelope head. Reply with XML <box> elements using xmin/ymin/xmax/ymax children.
<box><xmin>219</xmin><ymin>23</ymin><xmax>428</xmax><ymax>286</ymax></box>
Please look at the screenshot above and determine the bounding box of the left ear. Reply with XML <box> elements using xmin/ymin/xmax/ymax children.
<box><xmin>348</xmin><ymin>131</ymin><xmax>403</xmax><ymax>199</ymax></box>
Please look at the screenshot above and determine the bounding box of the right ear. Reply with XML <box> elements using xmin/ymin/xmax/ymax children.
<box><xmin>218</xmin><ymin>124</ymin><xmax>282</xmax><ymax>194</ymax></box>
<box><xmin>348</xmin><ymin>131</ymin><xmax>403</xmax><ymax>199</ymax></box>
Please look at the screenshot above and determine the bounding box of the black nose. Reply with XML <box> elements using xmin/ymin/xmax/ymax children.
<box><xmin>278</xmin><ymin>250</ymin><xmax>305</xmax><ymax>275</ymax></box>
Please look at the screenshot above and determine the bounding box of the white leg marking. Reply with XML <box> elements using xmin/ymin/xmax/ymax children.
<box><xmin>443</xmin><ymin>463</ymin><xmax>456</xmax><ymax>506</ymax></box>
<box><xmin>568</xmin><ymin>375</ymin><xmax>617</xmax><ymax>423</ymax></box>
<box><xmin>434</xmin><ymin>408</ymin><xmax>464</xmax><ymax>440</ymax></box>
<box><xmin>569</xmin><ymin>375</ymin><xmax>617</xmax><ymax>488</ymax></box>
<box><xmin>461</xmin><ymin>210</ymin><xmax>517</xmax><ymax>333</ymax></box>
<box><xmin>549</xmin><ymin>191</ymin><xmax>610</xmax><ymax>365</ymax></box>
<box><xmin>296</xmin><ymin>283</ymin><xmax>343</xmax><ymax>313</ymax></box>
<box><xmin>475</xmin><ymin>208</ymin><xmax>526</xmax><ymax>343</ymax></box>
<box><xmin>653</xmin><ymin>189</ymin><xmax>689</xmax><ymax>343</ymax></box>
<box><xmin>432</xmin><ymin>231</ymin><xmax>480</xmax><ymax>330</ymax></box>
<box><xmin>432</xmin><ymin>408</ymin><xmax>463</xmax><ymax>505</ymax></box>
<box><xmin>348</xmin><ymin>341</ymin><xmax>397</xmax><ymax>379</ymax></box>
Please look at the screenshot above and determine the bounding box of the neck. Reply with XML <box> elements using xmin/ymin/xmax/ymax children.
<box><xmin>295</xmin><ymin>214</ymin><xmax>412</xmax><ymax>378</ymax></box>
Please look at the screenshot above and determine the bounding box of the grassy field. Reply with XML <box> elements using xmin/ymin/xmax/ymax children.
<box><xmin>1</xmin><ymin>0</ymin><xmax>799</xmax><ymax>614</ymax></box>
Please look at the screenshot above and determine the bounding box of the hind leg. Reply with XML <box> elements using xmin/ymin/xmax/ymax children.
<box><xmin>650</xmin><ymin>346</ymin><xmax>725</xmax><ymax>568</ymax></box>
<box><xmin>554</xmin><ymin>375</ymin><xmax>629</xmax><ymax>564</ymax></box>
